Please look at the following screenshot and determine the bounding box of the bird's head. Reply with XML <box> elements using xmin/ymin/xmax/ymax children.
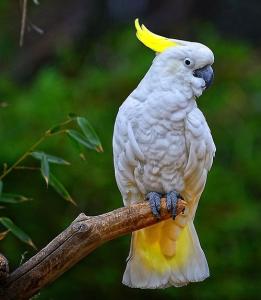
<box><xmin>135</xmin><ymin>19</ymin><xmax>214</xmax><ymax>98</ymax></box>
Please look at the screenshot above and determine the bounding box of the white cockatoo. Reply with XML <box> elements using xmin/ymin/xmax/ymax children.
<box><xmin>113</xmin><ymin>19</ymin><xmax>216</xmax><ymax>288</ymax></box>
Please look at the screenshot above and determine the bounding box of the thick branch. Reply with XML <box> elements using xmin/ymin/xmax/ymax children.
<box><xmin>0</xmin><ymin>198</ymin><xmax>186</xmax><ymax>300</ymax></box>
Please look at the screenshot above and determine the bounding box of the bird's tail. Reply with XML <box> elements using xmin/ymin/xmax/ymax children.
<box><xmin>122</xmin><ymin>219</ymin><xmax>209</xmax><ymax>288</ymax></box>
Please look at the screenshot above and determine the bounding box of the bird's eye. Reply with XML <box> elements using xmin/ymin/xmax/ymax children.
<box><xmin>184</xmin><ymin>58</ymin><xmax>192</xmax><ymax>66</ymax></box>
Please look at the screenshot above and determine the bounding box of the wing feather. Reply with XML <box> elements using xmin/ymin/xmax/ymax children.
<box><xmin>184</xmin><ymin>107</ymin><xmax>216</xmax><ymax>212</ymax></box>
<box><xmin>113</xmin><ymin>110</ymin><xmax>145</xmax><ymax>204</ymax></box>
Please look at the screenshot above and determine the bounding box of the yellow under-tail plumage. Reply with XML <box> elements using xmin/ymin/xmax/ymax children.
<box><xmin>134</xmin><ymin>221</ymin><xmax>191</xmax><ymax>273</ymax></box>
<box><xmin>124</xmin><ymin>217</ymin><xmax>209</xmax><ymax>288</ymax></box>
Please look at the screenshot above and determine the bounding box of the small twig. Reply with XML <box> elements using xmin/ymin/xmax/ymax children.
<box><xmin>28</xmin><ymin>22</ymin><xmax>44</xmax><ymax>35</ymax></box>
<box><xmin>14</xmin><ymin>166</ymin><xmax>40</xmax><ymax>171</ymax></box>
<box><xmin>19</xmin><ymin>0</ymin><xmax>28</xmax><ymax>47</ymax></box>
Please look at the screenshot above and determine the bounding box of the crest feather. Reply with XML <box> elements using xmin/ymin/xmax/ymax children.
<box><xmin>135</xmin><ymin>19</ymin><xmax>177</xmax><ymax>52</ymax></box>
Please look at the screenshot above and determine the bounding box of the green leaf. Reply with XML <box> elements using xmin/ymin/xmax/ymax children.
<box><xmin>76</xmin><ymin>117</ymin><xmax>103</xmax><ymax>152</ymax></box>
<box><xmin>0</xmin><ymin>217</ymin><xmax>36</xmax><ymax>249</ymax></box>
<box><xmin>49</xmin><ymin>173</ymin><xmax>76</xmax><ymax>205</ymax></box>
<box><xmin>41</xmin><ymin>153</ymin><xmax>49</xmax><ymax>186</ymax></box>
<box><xmin>0</xmin><ymin>193</ymin><xmax>32</xmax><ymax>204</ymax></box>
<box><xmin>67</xmin><ymin>130</ymin><xmax>96</xmax><ymax>150</ymax></box>
<box><xmin>67</xmin><ymin>134</ymin><xmax>86</xmax><ymax>161</ymax></box>
<box><xmin>31</xmin><ymin>151</ymin><xmax>70</xmax><ymax>165</ymax></box>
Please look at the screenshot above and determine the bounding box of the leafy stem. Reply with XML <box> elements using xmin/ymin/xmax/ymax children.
<box><xmin>0</xmin><ymin>134</ymin><xmax>46</xmax><ymax>181</ymax></box>
<box><xmin>0</xmin><ymin>115</ymin><xmax>73</xmax><ymax>181</ymax></box>
<box><xmin>0</xmin><ymin>114</ymin><xmax>103</xmax><ymax>247</ymax></box>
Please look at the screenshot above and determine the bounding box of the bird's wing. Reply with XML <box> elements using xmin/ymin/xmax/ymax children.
<box><xmin>183</xmin><ymin>107</ymin><xmax>216</xmax><ymax>213</ymax></box>
<box><xmin>113</xmin><ymin>104</ymin><xmax>145</xmax><ymax>205</ymax></box>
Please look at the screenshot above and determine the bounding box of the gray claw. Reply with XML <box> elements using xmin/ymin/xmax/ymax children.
<box><xmin>146</xmin><ymin>192</ymin><xmax>162</xmax><ymax>219</ymax></box>
<box><xmin>166</xmin><ymin>191</ymin><xmax>181</xmax><ymax>219</ymax></box>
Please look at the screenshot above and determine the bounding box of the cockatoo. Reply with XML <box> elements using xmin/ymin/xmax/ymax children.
<box><xmin>113</xmin><ymin>19</ymin><xmax>216</xmax><ymax>288</ymax></box>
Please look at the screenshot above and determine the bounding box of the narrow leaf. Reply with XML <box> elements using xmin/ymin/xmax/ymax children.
<box><xmin>0</xmin><ymin>217</ymin><xmax>36</xmax><ymax>249</ymax></box>
<box><xmin>0</xmin><ymin>229</ymin><xmax>9</xmax><ymax>241</ymax></box>
<box><xmin>67</xmin><ymin>133</ymin><xmax>86</xmax><ymax>160</ymax></box>
<box><xmin>31</xmin><ymin>152</ymin><xmax>70</xmax><ymax>165</ymax></box>
<box><xmin>79</xmin><ymin>153</ymin><xmax>86</xmax><ymax>161</ymax></box>
<box><xmin>0</xmin><ymin>193</ymin><xmax>32</xmax><ymax>204</ymax></box>
<box><xmin>77</xmin><ymin>117</ymin><xmax>103</xmax><ymax>152</ymax></box>
<box><xmin>49</xmin><ymin>173</ymin><xmax>76</xmax><ymax>206</ymax></box>
<box><xmin>41</xmin><ymin>153</ymin><xmax>49</xmax><ymax>186</ymax></box>
<box><xmin>67</xmin><ymin>130</ymin><xmax>96</xmax><ymax>150</ymax></box>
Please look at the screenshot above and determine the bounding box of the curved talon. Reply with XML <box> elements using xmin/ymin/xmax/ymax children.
<box><xmin>146</xmin><ymin>192</ymin><xmax>162</xmax><ymax>219</ymax></box>
<box><xmin>166</xmin><ymin>191</ymin><xmax>181</xmax><ymax>219</ymax></box>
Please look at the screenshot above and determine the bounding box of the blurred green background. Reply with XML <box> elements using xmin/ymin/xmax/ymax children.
<box><xmin>0</xmin><ymin>0</ymin><xmax>260</xmax><ymax>299</ymax></box>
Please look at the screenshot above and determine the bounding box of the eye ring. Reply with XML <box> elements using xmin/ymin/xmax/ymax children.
<box><xmin>184</xmin><ymin>58</ymin><xmax>194</xmax><ymax>67</ymax></box>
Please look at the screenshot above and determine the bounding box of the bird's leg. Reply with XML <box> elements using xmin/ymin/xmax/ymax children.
<box><xmin>166</xmin><ymin>191</ymin><xmax>183</xmax><ymax>220</ymax></box>
<box><xmin>145</xmin><ymin>192</ymin><xmax>163</xmax><ymax>219</ymax></box>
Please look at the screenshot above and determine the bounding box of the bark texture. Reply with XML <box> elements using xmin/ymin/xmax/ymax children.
<box><xmin>0</xmin><ymin>198</ymin><xmax>186</xmax><ymax>300</ymax></box>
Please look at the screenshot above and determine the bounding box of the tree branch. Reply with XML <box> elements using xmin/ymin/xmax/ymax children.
<box><xmin>0</xmin><ymin>198</ymin><xmax>186</xmax><ymax>300</ymax></box>
<box><xmin>19</xmin><ymin>0</ymin><xmax>28</xmax><ymax>47</ymax></box>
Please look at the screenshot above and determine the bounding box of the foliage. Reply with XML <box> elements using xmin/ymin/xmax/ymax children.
<box><xmin>0</xmin><ymin>115</ymin><xmax>102</xmax><ymax>246</ymax></box>
<box><xmin>0</xmin><ymin>20</ymin><xmax>260</xmax><ymax>300</ymax></box>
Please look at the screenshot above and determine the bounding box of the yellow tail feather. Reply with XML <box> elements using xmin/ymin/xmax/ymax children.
<box><xmin>123</xmin><ymin>220</ymin><xmax>209</xmax><ymax>288</ymax></box>
<box><xmin>134</xmin><ymin>220</ymin><xmax>191</xmax><ymax>273</ymax></box>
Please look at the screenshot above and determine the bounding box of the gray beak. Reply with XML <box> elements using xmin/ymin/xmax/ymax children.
<box><xmin>193</xmin><ymin>65</ymin><xmax>214</xmax><ymax>89</ymax></box>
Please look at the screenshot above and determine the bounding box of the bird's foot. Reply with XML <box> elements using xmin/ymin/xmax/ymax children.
<box><xmin>146</xmin><ymin>192</ymin><xmax>163</xmax><ymax>219</ymax></box>
<box><xmin>166</xmin><ymin>191</ymin><xmax>183</xmax><ymax>220</ymax></box>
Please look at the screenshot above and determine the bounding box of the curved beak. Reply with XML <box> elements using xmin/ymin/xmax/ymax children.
<box><xmin>193</xmin><ymin>65</ymin><xmax>214</xmax><ymax>89</ymax></box>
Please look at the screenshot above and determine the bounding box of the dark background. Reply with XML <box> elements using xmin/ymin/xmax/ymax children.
<box><xmin>0</xmin><ymin>0</ymin><xmax>260</xmax><ymax>299</ymax></box>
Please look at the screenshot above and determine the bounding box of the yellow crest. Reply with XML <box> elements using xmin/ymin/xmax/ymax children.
<box><xmin>135</xmin><ymin>19</ymin><xmax>177</xmax><ymax>53</ymax></box>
